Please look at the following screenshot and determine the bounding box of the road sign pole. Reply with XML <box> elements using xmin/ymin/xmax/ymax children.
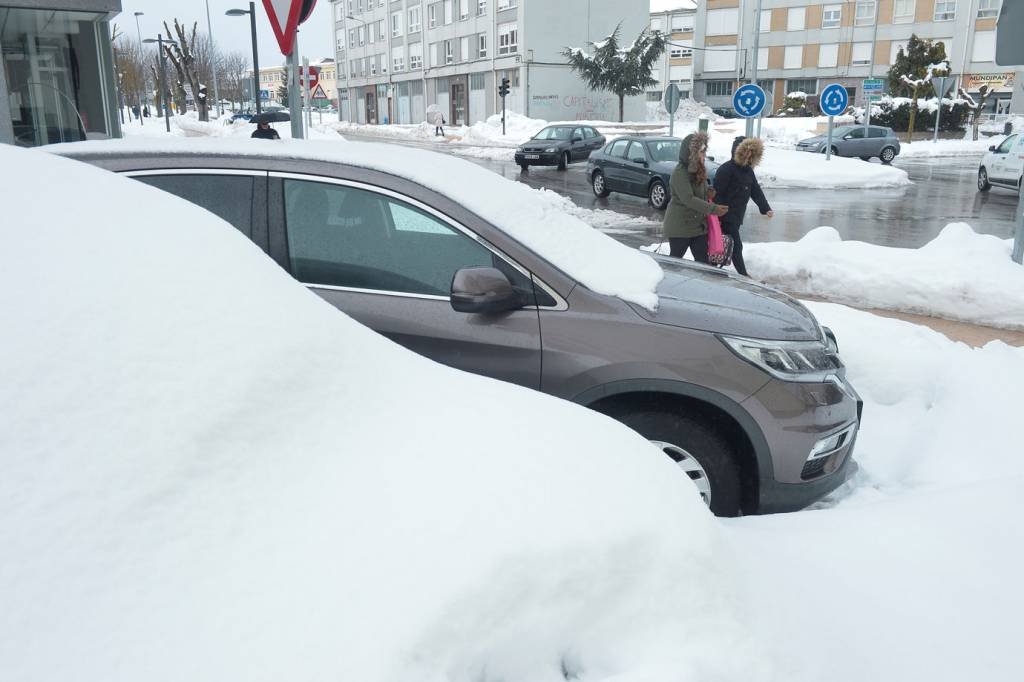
<box><xmin>288</xmin><ymin>30</ymin><xmax>302</xmax><ymax>139</ymax></box>
<box><xmin>1014</xmin><ymin>196</ymin><xmax>1024</xmax><ymax>264</ymax></box>
<box><xmin>826</xmin><ymin>115</ymin><xmax>834</xmax><ymax>161</ymax></box>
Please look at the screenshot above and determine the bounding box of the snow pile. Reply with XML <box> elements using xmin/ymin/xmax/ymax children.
<box><xmin>460</xmin><ymin>111</ymin><xmax>549</xmax><ymax>147</ymax></box>
<box><xmin>1</xmin><ymin>143</ymin><xmax>775</xmax><ymax>681</ymax></box>
<box><xmin>897</xmin><ymin>137</ymin><xmax>994</xmax><ymax>157</ymax></box>
<box><xmin>743</xmin><ymin>224</ymin><xmax>1024</xmax><ymax>329</ymax></box>
<box><xmin>741</xmin><ymin>147</ymin><xmax>910</xmax><ymax>189</ymax></box>
<box><xmin>47</xmin><ymin>137</ymin><xmax>665</xmax><ymax>309</ymax></box>
<box><xmin>646</xmin><ymin>98</ymin><xmax>716</xmax><ymax>122</ymax></box>
<box><xmin>121</xmin><ymin>112</ymin><xmax>345</xmax><ymax>141</ymax></box>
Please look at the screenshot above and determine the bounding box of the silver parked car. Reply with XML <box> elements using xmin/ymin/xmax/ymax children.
<box><xmin>55</xmin><ymin>144</ymin><xmax>861</xmax><ymax>517</ymax></box>
<box><xmin>796</xmin><ymin>125</ymin><xmax>901</xmax><ymax>163</ymax></box>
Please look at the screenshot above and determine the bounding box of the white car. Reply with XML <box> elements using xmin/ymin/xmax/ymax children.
<box><xmin>978</xmin><ymin>133</ymin><xmax>1024</xmax><ymax>193</ymax></box>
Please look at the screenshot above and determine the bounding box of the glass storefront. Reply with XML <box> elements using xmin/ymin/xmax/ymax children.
<box><xmin>1</xmin><ymin>7</ymin><xmax>118</xmax><ymax>146</ymax></box>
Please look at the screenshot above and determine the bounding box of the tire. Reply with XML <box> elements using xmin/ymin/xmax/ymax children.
<box><xmin>978</xmin><ymin>167</ymin><xmax>991</xmax><ymax>192</ymax></box>
<box><xmin>880</xmin><ymin>146</ymin><xmax>896</xmax><ymax>164</ymax></box>
<box><xmin>557</xmin><ymin>151</ymin><xmax>569</xmax><ymax>171</ymax></box>
<box><xmin>592</xmin><ymin>170</ymin><xmax>610</xmax><ymax>198</ymax></box>
<box><xmin>519</xmin><ymin>163</ymin><xmax>529</xmax><ymax>172</ymax></box>
<box><xmin>820</xmin><ymin>146</ymin><xmax>839</xmax><ymax>156</ymax></box>
<box><xmin>649</xmin><ymin>180</ymin><xmax>669</xmax><ymax>210</ymax></box>
<box><xmin>603</xmin><ymin>407</ymin><xmax>743</xmax><ymax>516</ymax></box>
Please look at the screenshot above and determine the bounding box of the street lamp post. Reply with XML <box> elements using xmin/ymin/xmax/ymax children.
<box><xmin>143</xmin><ymin>34</ymin><xmax>178</xmax><ymax>133</ymax></box>
<box><xmin>205</xmin><ymin>0</ymin><xmax>222</xmax><ymax>117</ymax></box>
<box><xmin>227</xmin><ymin>3</ymin><xmax>261</xmax><ymax>114</ymax></box>
<box><xmin>134</xmin><ymin>11</ymin><xmax>145</xmax><ymax>126</ymax></box>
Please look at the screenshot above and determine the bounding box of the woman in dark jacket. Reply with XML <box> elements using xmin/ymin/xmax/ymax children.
<box><xmin>712</xmin><ymin>136</ymin><xmax>773</xmax><ymax>276</ymax></box>
<box><xmin>662</xmin><ymin>132</ymin><xmax>728</xmax><ymax>261</ymax></box>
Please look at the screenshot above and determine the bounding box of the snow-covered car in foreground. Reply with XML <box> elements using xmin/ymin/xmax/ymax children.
<box><xmin>977</xmin><ymin>133</ymin><xmax>1024</xmax><ymax>193</ymax></box>
<box><xmin>52</xmin><ymin>138</ymin><xmax>861</xmax><ymax>517</ymax></box>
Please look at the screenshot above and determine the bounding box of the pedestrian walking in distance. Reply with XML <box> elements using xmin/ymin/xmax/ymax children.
<box><xmin>712</xmin><ymin>136</ymin><xmax>773</xmax><ymax>277</ymax></box>
<box><xmin>663</xmin><ymin>132</ymin><xmax>729</xmax><ymax>262</ymax></box>
<box><xmin>251</xmin><ymin>121</ymin><xmax>280</xmax><ymax>140</ymax></box>
<box><xmin>435</xmin><ymin>115</ymin><xmax>446</xmax><ymax>137</ymax></box>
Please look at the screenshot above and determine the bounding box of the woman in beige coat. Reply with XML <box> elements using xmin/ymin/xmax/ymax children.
<box><xmin>662</xmin><ymin>132</ymin><xmax>728</xmax><ymax>261</ymax></box>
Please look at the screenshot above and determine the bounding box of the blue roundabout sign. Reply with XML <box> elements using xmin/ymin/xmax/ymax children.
<box><xmin>819</xmin><ymin>83</ymin><xmax>850</xmax><ymax>117</ymax></box>
<box><xmin>732</xmin><ymin>83</ymin><xmax>767</xmax><ymax>118</ymax></box>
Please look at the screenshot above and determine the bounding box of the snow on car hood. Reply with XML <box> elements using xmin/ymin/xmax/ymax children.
<box><xmin>1</xmin><ymin>145</ymin><xmax>777</xmax><ymax>680</ymax></box>
<box><xmin>46</xmin><ymin>137</ymin><xmax>664</xmax><ymax>309</ymax></box>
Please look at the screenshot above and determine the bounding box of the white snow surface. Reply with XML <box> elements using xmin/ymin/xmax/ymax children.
<box><xmin>121</xmin><ymin>112</ymin><xmax>346</xmax><ymax>141</ymax></box>
<box><xmin>644</xmin><ymin>224</ymin><xmax>1024</xmax><ymax>329</ymax></box>
<box><xmin>1</xmin><ymin>144</ymin><xmax>760</xmax><ymax>681</ymax></box>
<box><xmin>47</xmin><ymin>137</ymin><xmax>664</xmax><ymax>309</ymax></box>
<box><xmin>5</xmin><ymin>145</ymin><xmax>1024</xmax><ymax>681</ymax></box>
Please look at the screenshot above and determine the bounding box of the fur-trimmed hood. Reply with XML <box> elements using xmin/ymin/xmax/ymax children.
<box><xmin>679</xmin><ymin>132</ymin><xmax>709</xmax><ymax>182</ymax></box>
<box><xmin>733</xmin><ymin>137</ymin><xmax>764</xmax><ymax>167</ymax></box>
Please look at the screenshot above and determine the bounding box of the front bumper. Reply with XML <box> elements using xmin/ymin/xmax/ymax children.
<box><xmin>515</xmin><ymin>151</ymin><xmax>561</xmax><ymax>166</ymax></box>
<box><xmin>741</xmin><ymin>374</ymin><xmax>862</xmax><ymax>513</ymax></box>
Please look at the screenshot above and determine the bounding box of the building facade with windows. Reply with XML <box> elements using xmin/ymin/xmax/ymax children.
<box><xmin>331</xmin><ymin>0</ymin><xmax>648</xmax><ymax>126</ymax></box>
<box><xmin>1</xmin><ymin>0</ymin><xmax>122</xmax><ymax>147</ymax></box>
<box><xmin>249</xmin><ymin>58</ymin><xmax>339</xmax><ymax>108</ymax></box>
<box><xmin>687</xmin><ymin>0</ymin><xmax>1017</xmax><ymax>115</ymax></box>
<box><xmin>648</xmin><ymin>1</ymin><xmax>697</xmax><ymax>103</ymax></box>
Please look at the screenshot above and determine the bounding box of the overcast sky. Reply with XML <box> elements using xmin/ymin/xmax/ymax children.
<box><xmin>114</xmin><ymin>0</ymin><xmax>335</xmax><ymax>68</ymax></box>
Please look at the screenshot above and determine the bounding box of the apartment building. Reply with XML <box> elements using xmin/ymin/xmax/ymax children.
<box><xmin>248</xmin><ymin>59</ymin><xmax>339</xmax><ymax>108</ymax></box>
<box><xmin>674</xmin><ymin>0</ymin><xmax>1017</xmax><ymax>115</ymax></box>
<box><xmin>649</xmin><ymin>0</ymin><xmax>698</xmax><ymax>102</ymax></box>
<box><xmin>331</xmin><ymin>0</ymin><xmax>648</xmax><ymax>126</ymax></box>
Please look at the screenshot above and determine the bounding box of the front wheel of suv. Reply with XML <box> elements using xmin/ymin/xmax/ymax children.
<box><xmin>557</xmin><ymin>151</ymin><xmax>570</xmax><ymax>171</ymax></box>
<box><xmin>605</xmin><ymin>408</ymin><xmax>743</xmax><ymax>516</ymax></box>
<box><xmin>978</xmin><ymin>167</ymin><xmax>991</xmax><ymax>192</ymax></box>
<box><xmin>880</xmin><ymin>146</ymin><xmax>896</xmax><ymax>164</ymax></box>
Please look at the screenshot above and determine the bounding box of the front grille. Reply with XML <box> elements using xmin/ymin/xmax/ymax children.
<box><xmin>801</xmin><ymin>456</ymin><xmax>829</xmax><ymax>480</ymax></box>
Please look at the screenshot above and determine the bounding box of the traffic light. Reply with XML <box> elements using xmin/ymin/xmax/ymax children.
<box><xmin>498</xmin><ymin>78</ymin><xmax>510</xmax><ymax>98</ymax></box>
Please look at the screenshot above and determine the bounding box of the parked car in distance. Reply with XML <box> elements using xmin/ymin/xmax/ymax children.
<box><xmin>514</xmin><ymin>124</ymin><xmax>606</xmax><ymax>171</ymax></box>
<box><xmin>711</xmin><ymin>107</ymin><xmax>739</xmax><ymax>119</ymax></box>
<box><xmin>228</xmin><ymin>112</ymin><xmax>254</xmax><ymax>123</ymax></box>
<box><xmin>588</xmin><ymin>136</ymin><xmax>720</xmax><ymax>210</ymax></box>
<box><xmin>55</xmin><ymin>141</ymin><xmax>861</xmax><ymax>517</ymax></box>
<box><xmin>977</xmin><ymin>133</ymin><xmax>1024</xmax><ymax>193</ymax></box>
<box><xmin>796</xmin><ymin>125</ymin><xmax>900</xmax><ymax>163</ymax></box>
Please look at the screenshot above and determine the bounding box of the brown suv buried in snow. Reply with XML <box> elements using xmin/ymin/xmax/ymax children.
<box><xmin>56</xmin><ymin>144</ymin><xmax>861</xmax><ymax>517</ymax></box>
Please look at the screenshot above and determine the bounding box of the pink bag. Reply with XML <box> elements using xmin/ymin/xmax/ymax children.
<box><xmin>706</xmin><ymin>214</ymin><xmax>734</xmax><ymax>267</ymax></box>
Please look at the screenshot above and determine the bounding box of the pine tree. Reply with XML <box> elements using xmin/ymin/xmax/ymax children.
<box><xmin>887</xmin><ymin>35</ymin><xmax>949</xmax><ymax>143</ymax></box>
<box><xmin>277</xmin><ymin>67</ymin><xmax>289</xmax><ymax>108</ymax></box>
<box><xmin>562</xmin><ymin>24</ymin><xmax>666</xmax><ymax>123</ymax></box>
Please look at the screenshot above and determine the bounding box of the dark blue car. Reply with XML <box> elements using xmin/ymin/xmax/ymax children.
<box><xmin>586</xmin><ymin>136</ymin><xmax>719</xmax><ymax>210</ymax></box>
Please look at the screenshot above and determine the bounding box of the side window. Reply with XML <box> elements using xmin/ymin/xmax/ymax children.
<box><xmin>283</xmin><ymin>179</ymin><xmax>539</xmax><ymax>300</ymax></box>
<box><xmin>135</xmin><ymin>174</ymin><xmax>254</xmax><ymax>237</ymax></box>
<box><xmin>583</xmin><ymin>127</ymin><xmax>596</xmax><ymax>139</ymax></box>
<box><xmin>868</xmin><ymin>127</ymin><xmax>887</xmax><ymax>138</ymax></box>
<box><xmin>626</xmin><ymin>141</ymin><xmax>646</xmax><ymax>161</ymax></box>
<box><xmin>609</xmin><ymin>139</ymin><xmax>629</xmax><ymax>158</ymax></box>
<box><xmin>846</xmin><ymin>128</ymin><xmax>865</xmax><ymax>139</ymax></box>
<box><xmin>572</xmin><ymin>127</ymin><xmax>584</xmax><ymax>141</ymax></box>
<box><xmin>996</xmin><ymin>135</ymin><xmax>1018</xmax><ymax>154</ymax></box>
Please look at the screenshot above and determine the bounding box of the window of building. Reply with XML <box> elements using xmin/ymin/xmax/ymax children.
<box><xmin>669</xmin><ymin>64</ymin><xmax>691</xmax><ymax>82</ymax></box>
<box><xmin>852</xmin><ymin>42</ymin><xmax>872</xmax><ymax>64</ymax></box>
<box><xmin>787</xmin><ymin>7</ymin><xmax>805</xmax><ymax>30</ymax></box>
<box><xmin>855</xmin><ymin>1</ymin><xmax>876</xmax><ymax>25</ymax></box>
<box><xmin>458</xmin><ymin>36</ymin><xmax>469</xmax><ymax>61</ymax></box>
<box><xmin>760</xmin><ymin>9</ymin><xmax>771</xmax><ymax>32</ymax></box>
<box><xmin>370</xmin><ymin>57</ymin><xmax>377</xmax><ymax>75</ymax></box>
<box><xmin>757</xmin><ymin>46</ymin><xmax>768</xmax><ymax>67</ymax></box>
<box><xmin>972</xmin><ymin>31</ymin><xmax>996</xmax><ymax>62</ymax></box>
<box><xmin>478</xmin><ymin>34</ymin><xmax>487</xmax><ymax>58</ymax></box>
<box><xmin>934</xmin><ymin>0</ymin><xmax>956</xmax><ymax>20</ymax></box>
<box><xmin>823</xmin><ymin>4</ymin><xmax>842</xmax><ymax>28</ymax></box>
<box><xmin>651</xmin><ymin>17</ymin><xmax>665</xmax><ymax>33</ymax></box>
<box><xmin>819</xmin><ymin>43</ymin><xmax>839</xmax><ymax>67</ymax></box>
<box><xmin>498</xmin><ymin>22</ymin><xmax>518</xmax><ymax>54</ymax></box>
<box><xmin>357</xmin><ymin>25</ymin><xmax>365</xmax><ymax>45</ymax></box>
<box><xmin>671</xmin><ymin>14</ymin><xmax>694</xmax><ymax>32</ymax></box>
<box><xmin>977</xmin><ymin>0</ymin><xmax>1000</xmax><ymax>17</ymax></box>
<box><xmin>784</xmin><ymin>44</ymin><xmax>802</xmax><ymax>69</ymax></box>
<box><xmin>445</xmin><ymin>39</ymin><xmax>454</xmax><ymax>63</ymax></box>
<box><xmin>705</xmin><ymin>80</ymin><xmax>734</xmax><ymax>97</ymax></box>
<box><xmin>647</xmin><ymin>91</ymin><xmax>663</xmax><ymax>102</ymax></box>
<box><xmin>786</xmin><ymin>78</ymin><xmax>817</xmax><ymax>94</ymax></box>
<box><xmin>348</xmin><ymin>29</ymin><xmax>356</xmax><ymax>49</ymax></box>
<box><xmin>409</xmin><ymin>43</ymin><xmax>423</xmax><ymax>69</ymax></box>
<box><xmin>704</xmin><ymin>48</ymin><xmax>737</xmax><ymax>72</ymax></box>
<box><xmin>444</xmin><ymin>0</ymin><xmax>453</xmax><ymax>23</ymax></box>
<box><xmin>391</xmin><ymin>11</ymin><xmax>402</xmax><ymax>37</ymax></box>
<box><xmin>706</xmin><ymin>8</ymin><xmax>739</xmax><ymax>35</ymax></box>
<box><xmin>377</xmin><ymin>19</ymin><xmax>386</xmax><ymax>42</ymax></box>
<box><xmin>497</xmin><ymin>0</ymin><xmax>517</xmax><ymax>9</ymax></box>
<box><xmin>408</xmin><ymin>6</ymin><xmax>422</xmax><ymax>32</ymax></box>
<box><xmin>671</xmin><ymin>40</ymin><xmax>693</xmax><ymax>58</ymax></box>
<box><xmin>893</xmin><ymin>0</ymin><xmax>915</xmax><ymax>22</ymax></box>
<box><xmin>460</xmin><ymin>0</ymin><xmax>469</xmax><ymax>19</ymax></box>
<box><xmin>478</xmin><ymin>0</ymin><xmax>487</xmax><ymax>16</ymax></box>
<box><xmin>757</xmin><ymin>79</ymin><xmax>774</xmax><ymax>93</ymax></box>
<box><xmin>368</xmin><ymin>23</ymin><xmax>375</xmax><ymax>44</ymax></box>
<box><xmin>429</xmin><ymin>4</ymin><xmax>437</xmax><ymax>27</ymax></box>
<box><xmin>651</xmin><ymin>68</ymin><xmax>661</xmax><ymax>84</ymax></box>
<box><xmin>392</xmin><ymin>46</ymin><xmax>405</xmax><ymax>72</ymax></box>
<box><xmin>890</xmin><ymin>40</ymin><xmax>908</xmax><ymax>64</ymax></box>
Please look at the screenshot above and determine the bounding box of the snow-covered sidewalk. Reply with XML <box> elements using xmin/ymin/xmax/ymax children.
<box><xmin>645</xmin><ymin>223</ymin><xmax>1024</xmax><ymax>330</ymax></box>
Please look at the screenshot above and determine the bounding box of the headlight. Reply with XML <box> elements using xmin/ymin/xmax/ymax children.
<box><xmin>720</xmin><ymin>335</ymin><xmax>842</xmax><ymax>382</ymax></box>
<box><xmin>517</xmin><ymin>146</ymin><xmax>525</xmax><ymax>152</ymax></box>
<box><xmin>545</xmin><ymin>147</ymin><xmax>557</xmax><ymax>153</ymax></box>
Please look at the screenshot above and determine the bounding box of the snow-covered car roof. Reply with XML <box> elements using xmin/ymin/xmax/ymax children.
<box><xmin>48</xmin><ymin>137</ymin><xmax>664</xmax><ymax>309</ymax></box>
<box><xmin>1</xmin><ymin>143</ymin><xmax>745</xmax><ymax>680</ymax></box>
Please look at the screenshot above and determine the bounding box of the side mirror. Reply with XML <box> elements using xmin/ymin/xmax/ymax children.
<box><xmin>450</xmin><ymin>267</ymin><xmax>522</xmax><ymax>314</ymax></box>
<box><xmin>989</xmin><ymin>145</ymin><xmax>997</xmax><ymax>152</ymax></box>
<box><xmin>631</xmin><ymin>157</ymin><xmax>647</xmax><ymax>166</ymax></box>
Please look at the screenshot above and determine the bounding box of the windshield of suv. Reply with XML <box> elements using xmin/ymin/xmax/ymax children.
<box><xmin>645</xmin><ymin>140</ymin><xmax>682</xmax><ymax>162</ymax></box>
<box><xmin>532</xmin><ymin>127</ymin><xmax>573</xmax><ymax>141</ymax></box>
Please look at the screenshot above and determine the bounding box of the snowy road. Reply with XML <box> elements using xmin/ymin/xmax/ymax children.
<box><xmin>342</xmin><ymin>131</ymin><xmax>1019</xmax><ymax>250</ymax></box>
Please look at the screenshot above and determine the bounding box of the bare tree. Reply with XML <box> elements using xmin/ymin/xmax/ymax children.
<box><xmin>958</xmin><ymin>85</ymin><xmax>993</xmax><ymax>141</ymax></box>
<box><xmin>114</xmin><ymin>37</ymin><xmax>147</xmax><ymax>116</ymax></box>
<box><xmin>162</xmin><ymin>19</ymin><xmax>208</xmax><ymax>120</ymax></box>
<box><xmin>221</xmin><ymin>51</ymin><xmax>251</xmax><ymax>110</ymax></box>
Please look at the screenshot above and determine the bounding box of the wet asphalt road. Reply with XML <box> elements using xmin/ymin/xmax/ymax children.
<box><xmin>343</xmin><ymin>132</ymin><xmax>1020</xmax><ymax>250</ymax></box>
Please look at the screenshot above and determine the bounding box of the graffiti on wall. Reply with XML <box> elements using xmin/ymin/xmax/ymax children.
<box><xmin>531</xmin><ymin>94</ymin><xmax>615</xmax><ymax>119</ymax></box>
